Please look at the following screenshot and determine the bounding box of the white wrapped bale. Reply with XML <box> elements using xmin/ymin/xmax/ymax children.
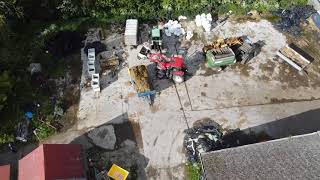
<box><xmin>195</xmin><ymin>15</ymin><xmax>202</xmax><ymax>27</ymax></box>
<box><xmin>164</xmin><ymin>20</ymin><xmax>184</xmax><ymax>36</ymax></box>
<box><xmin>124</xmin><ymin>19</ymin><xmax>138</xmax><ymax>46</ymax></box>
<box><xmin>195</xmin><ymin>13</ymin><xmax>212</xmax><ymax>32</ymax></box>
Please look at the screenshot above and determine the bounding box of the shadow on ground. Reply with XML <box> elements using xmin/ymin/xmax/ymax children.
<box><xmin>222</xmin><ymin>108</ymin><xmax>320</xmax><ymax>148</ymax></box>
<box><xmin>0</xmin><ymin>143</ymin><xmax>38</xmax><ymax>180</ymax></box>
<box><xmin>70</xmin><ymin>113</ymin><xmax>149</xmax><ymax>180</ymax></box>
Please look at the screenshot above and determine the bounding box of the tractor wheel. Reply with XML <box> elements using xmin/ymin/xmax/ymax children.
<box><xmin>157</xmin><ymin>70</ymin><xmax>165</xmax><ymax>79</ymax></box>
<box><xmin>173</xmin><ymin>75</ymin><xmax>184</xmax><ymax>83</ymax></box>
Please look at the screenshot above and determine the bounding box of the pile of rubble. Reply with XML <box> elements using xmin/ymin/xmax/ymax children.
<box><xmin>82</xmin><ymin>28</ymin><xmax>125</xmax><ymax>92</ymax></box>
<box><xmin>274</xmin><ymin>5</ymin><xmax>316</xmax><ymax>35</ymax></box>
<box><xmin>184</xmin><ymin>124</ymin><xmax>222</xmax><ymax>163</ymax></box>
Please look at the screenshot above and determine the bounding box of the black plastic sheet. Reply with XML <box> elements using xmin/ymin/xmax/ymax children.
<box><xmin>184</xmin><ymin>125</ymin><xmax>222</xmax><ymax>163</ymax></box>
<box><xmin>274</xmin><ymin>5</ymin><xmax>316</xmax><ymax>35</ymax></box>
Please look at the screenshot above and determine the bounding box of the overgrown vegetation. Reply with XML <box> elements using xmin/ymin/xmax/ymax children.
<box><xmin>55</xmin><ymin>0</ymin><xmax>309</xmax><ymax>18</ymax></box>
<box><xmin>186</xmin><ymin>163</ymin><xmax>202</xmax><ymax>180</ymax></box>
<box><xmin>0</xmin><ymin>0</ymin><xmax>310</xmax><ymax>145</ymax></box>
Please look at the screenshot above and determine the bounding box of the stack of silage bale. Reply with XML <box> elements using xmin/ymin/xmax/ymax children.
<box><xmin>124</xmin><ymin>19</ymin><xmax>138</xmax><ymax>46</ymax></box>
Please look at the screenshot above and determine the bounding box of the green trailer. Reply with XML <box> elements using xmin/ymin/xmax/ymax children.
<box><xmin>206</xmin><ymin>47</ymin><xmax>236</xmax><ymax>68</ymax></box>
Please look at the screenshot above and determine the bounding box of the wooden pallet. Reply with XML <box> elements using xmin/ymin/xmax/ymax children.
<box><xmin>129</xmin><ymin>65</ymin><xmax>151</xmax><ymax>93</ymax></box>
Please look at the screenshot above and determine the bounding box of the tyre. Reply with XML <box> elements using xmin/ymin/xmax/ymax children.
<box><xmin>173</xmin><ymin>75</ymin><xmax>184</xmax><ymax>83</ymax></box>
<box><xmin>157</xmin><ymin>70</ymin><xmax>165</xmax><ymax>79</ymax></box>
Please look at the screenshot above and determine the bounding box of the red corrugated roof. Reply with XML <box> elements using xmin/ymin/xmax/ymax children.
<box><xmin>19</xmin><ymin>144</ymin><xmax>85</xmax><ymax>180</ymax></box>
<box><xmin>0</xmin><ymin>164</ymin><xmax>10</xmax><ymax>180</ymax></box>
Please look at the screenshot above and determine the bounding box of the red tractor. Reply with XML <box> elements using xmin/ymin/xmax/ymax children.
<box><xmin>148</xmin><ymin>53</ymin><xmax>187</xmax><ymax>83</ymax></box>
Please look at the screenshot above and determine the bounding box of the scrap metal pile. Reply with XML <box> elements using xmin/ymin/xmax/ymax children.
<box><xmin>203</xmin><ymin>36</ymin><xmax>262</xmax><ymax>68</ymax></box>
<box><xmin>184</xmin><ymin>125</ymin><xmax>223</xmax><ymax>163</ymax></box>
<box><xmin>274</xmin><ymin>5</ymin><xmax>316</xmax><ymax>35</ymax></box>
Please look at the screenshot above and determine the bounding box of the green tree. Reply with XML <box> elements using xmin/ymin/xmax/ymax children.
<box><xmin>0</xmin><ymin>71</ymin><xmax>13</xmax><ymax>111</ymax></box>
<box><xmin>0</xmin><ymin>0</ymin><xmax>23</xmax><ymax>19</ymax></box>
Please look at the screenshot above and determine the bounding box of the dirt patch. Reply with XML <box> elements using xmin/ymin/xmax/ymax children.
<box><xmin>230</xmin><ymin>63</ymin><xmax>254</xmax><ymax>77</ymax></box>
<box><xmin>128</xmin><ymin>92</ymin><xmax>136</xmax><ymax>98</ymax></box>
<box><xmin>129</xmin><ymin>111</ymin><xmax>144</xmax><ymax>120</ymax></box>
<box><xmin>258</xmin><ymin>75</ymin><xmax>271</xmax><ymax>81</ymax></box>
<box><xmin>275</xmin><ymin>60</ymin><xmax>309</xmax><ymax>88</ymax></box>
<box><xmin>290</xmin><ymin>25</ymin><xmax>320</xmax><ymax>64</ymax></box>
<box><xmin>147</xmin><ymin>165</ymin><xmax>185</xmax><ymax>180</ymax></box>
<box><xmin>131</xmin><ymin>120</ymin><xmax>144</xmax><ymax>149</ymax></box>
<box><xmin>124</xmin><ymin>98</ymin><xmax>128</xmax><ymax>103</ymax></box>
<box><xmin>259</xmin><ymin>60</ymin><xmax>276</xmax><ymax>74</ymax></box>
<box><xmin>283</xmin><ymin>24</ymin><xmax>320</xmax><ymax>88</ymax></box>
<box><xmin>124</xmin><ymin>81</ymin><xmax>132</xmax><ymax>86</ymax></box>
<box><xmin>147</xmin><ymin>166</ymin><xmax>158</xmax><ymax>178</ymax></box>
<box><xmin>199</xmin><ymin>63</ymin><xmax>220</xmax><ymax>76</ymax></box>
<box><xmin>60</xmin><ymin>105</ymin><xmax>78</xmax><ymax>131</ymax></box>
<box><xmin>236</xmin><ymin>118</ymin><xmax>248</xmax><ymax>129</ymax></box>
<box><xmin>310</xmin><ymin>74</ymin><xmax>320</xmax><ymax>88</ymax></box>
<box><xmin>184</xmin><ymin>102</ymin><xmax>191</xmax><ymax>107</ymax></box>
<box><xmin>270</xmin><ymin>97</ymin><xmax>317</xmax><ymax>104</ymax></box>
<box><xmin>240</xmin><ymin>65</ymin><xmax>254</xmax><ymax>77</ymax></box>
<box><xmin>218</xmin><ymin>118</ymin><xmax>228</xmax><ymax>125</ymax></box>
<box><xmin>150</xmin><ymin>105</ymin><xmax>160</xmax><ymax>113</ymax></box>
<box><xmin>281</xmin><ymin>85</ymin><xmax>287</xmax><ymax>90</ymax></box>
<box><xmin>63</xmin><ymin>86</ymin><xmax>80</xmax><ymax>107</ymax></box>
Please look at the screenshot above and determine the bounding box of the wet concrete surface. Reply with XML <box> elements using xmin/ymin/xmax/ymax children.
<box><xmin>41</xmin><ymin>19</ymin><xmax>320</xmax><ymax>180</ymax></box>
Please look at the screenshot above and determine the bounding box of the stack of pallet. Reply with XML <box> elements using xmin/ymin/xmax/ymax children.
<box><xmin>277</xmin><ymin>44</ymin><xmax>311</xmax><ymax>72</ymax></box>
<box><xmin>124</xmin><ymin>19</ymin><xmax>138</xmax><ymax>46</ymax></box>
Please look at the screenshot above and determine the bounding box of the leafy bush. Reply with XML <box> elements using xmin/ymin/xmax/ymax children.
<box><xmin>32</xmin><ymin>119</ymin><xmax>56</xmax><ymax>140</ymax></box>
<box><xmin>0</xmin><ymin>134</ymin><xmax>14</xmax><ymax>144</ymax></box>
<box><xmin>186</xmin><ymin>163</ymin><xmax>202</xmax><ymax>180</ymax></box>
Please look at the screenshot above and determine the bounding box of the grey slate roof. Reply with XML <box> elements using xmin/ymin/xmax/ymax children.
<box><xmin>201</xmin><ymin>132</ymin><xmax>320</xmax><ymax>180</ymax></box>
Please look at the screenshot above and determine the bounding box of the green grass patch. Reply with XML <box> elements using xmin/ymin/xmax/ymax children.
<box><xmin>186</xmin><ymin>163</ymin><xmax>202</xmax><ymax>180</ymax></box>
<box><xmin>32</xmin><ymin>113</ymin><xmax>57</xmax><ymax>141</ymax></box>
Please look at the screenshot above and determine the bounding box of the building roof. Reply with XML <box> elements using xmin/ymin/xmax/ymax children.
<box><xmin>18</xmin><ymin>144</ymin><xmax>85</xmax><ymax>180</ymax></box>
<box><xmin>0</xmin><ymin>164</ymin><xmax>10</xmax><ymax>180</ymax></box>
<box><xmin>201</xmin><ymin>132</ymin><xmax>320</xmax><ymax>180</ymax></box>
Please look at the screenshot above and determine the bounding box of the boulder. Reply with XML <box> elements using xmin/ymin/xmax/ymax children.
<box><xmin>88</xmin><ymin>125</ymin><xmax>116</xmax><ymax>150</ymax></box>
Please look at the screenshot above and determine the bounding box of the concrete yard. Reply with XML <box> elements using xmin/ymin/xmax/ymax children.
<box><xmin>45</xmin><ymin>18</ymin><xmax>320</xmax><ymax>179</ymax></box>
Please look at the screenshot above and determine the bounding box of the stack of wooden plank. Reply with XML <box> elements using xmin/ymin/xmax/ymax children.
<box><xmin>277</xmin><ymin>44</ymin><xmax>312</xmax><ymax>72</ymax></box>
